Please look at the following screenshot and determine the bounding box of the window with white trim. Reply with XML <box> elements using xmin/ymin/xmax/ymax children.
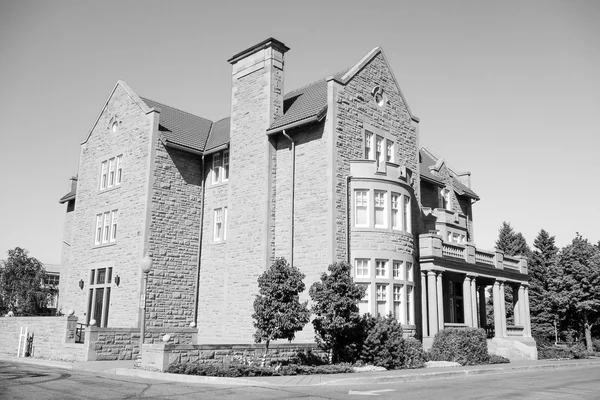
<box><xmin>214</xmin><ymin>208</ymin><xmax>224</xmax><ymax>241</ymax></box>
<box><xmin>87</xmin><ymin>267</ymin><xmax>112</xmax><ymax>327</ymax></box>
<box><xmin>393</xmin><ymin>261</ymin><xmax>403</xmax><ymax>279</ymax></box>
<box><xmin>375</xmin><ymin>260</ymin><xmax>387</xmax><ymax>278</ymax></box>
<box><xmin>355</xmin><ymin>259</ymin><xmax>369</xmax><ymax>277</ymax></box>
<box><xmin>99</xmin><ymin>155</ymin><xmax>123</xmax><ymax>191</ymax></box>
<box><xmin>211</xmin><ymin>150</ymin><xmax>230</xmax><ymax>184</ymax></box>
<box><xmin>376</xmin><ymin>284</ymin><xmax>387</xmax><ymax>317</ymax></box>
<box><xmin>212</xmin><ymin>153</ymin><xmax>221</xmax><ymax>183</ymax></box>
<box><xmin>355</xmin><ymin>190</ymin><xmax>369</xmax><ymax>227</ymax></box>
<box><xmin>374</xmin><ymin>191</ymin><xmax>386</xmax><ymax>228</ymax></box>
<box><xmin>406</xmin><ymin>261</ymin><xmax>413</xmax><ymax>281</ymax></box>
<box><xmin>223</xmin><ymin>150</ymin><xmax>229</xmax><ymax>182</ymax></box>
<box><xmin>441</xmin><ymin>188</ymin><xmax>451</xmax><ymax>211</ymax></box>
<box><xmin>375</xmin><ymin>136</ymin><xmax>383</xmax><ymax>168</ymax></box>
<box><xmin>391</xmin><ymin>194</ymin><xmax>400</xmax><ymax>230</ymax></box>
<box><xmin>386</xmin><ymin>139</ymin><xmax>394</xmax><ymax>163</ymax></box>
<box><xmin>365</xmin><ymin>131</ymin><xmax>373</xmax><ymax>159</ymax></box>
<box><xmin>95</xmin><ymin>210</ymin><xmax>118</xmax><ymax>246</ymax></box>
<box><xmin>393</xmin><ymin>285</ymin><xmax>403</xmax><ymax>321</ymax></box>
<box><xmin>403</xmin><ymin>195</ymin><xmax>411</xmax><ymax>233</ymax></box>
<box><xmin>406</xmin><ymin>286</ymin><xmax>414</xmax><ymax>324</ymax></box>
<box><xmin>358</xmin><ymin>284</ymin><xmax>370</xmax><ymax>315</ymax></box>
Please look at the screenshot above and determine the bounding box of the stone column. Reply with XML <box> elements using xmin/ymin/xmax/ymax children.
<box><xmin>463</xmin><ymin>275</ymin><xmax>473</xmax><ymax>326</ymax></box>
<box><xmin>478</xmin><ymin>285</ymin><xmax>487</xmax><ymax>330</ymax></box>
<box><xmin>513</xmin><ymin>283</ymin><xmax>521</xmax><ymax>326</ymax></box>
<box><xmin>518</xmin><ymin>285</ymin><xmax>526</xmax><ymax>331</ymax></box>
<box><xmin>421</xmin><ymin>271</ymin><xmax>428</xmax><ymax>337</ymax></box>
<box><xmin>524</xmin><ymin>285</ymin><xmax>532</xmax><ymax>337</ymax></box>
<box><xmin>499</xmin><ymin>281</ymin><xmax>507</xmax><ymax>337</ymax></box>
<box><xmin>492</xmin><ymin>281</ymin><xmax>503</xmax><ymax>338</ymax></box>
<box><xmin>436</xmin><ymin>271</ymin><xmax>444</xmax><ymax>331</ymax></box>
<box><xmin>427</xmin><ymin>271</ymin><xmax>438</xmax><ymax>337</ymax></box>
<box><xmin>470</xmin><ymin>277</ymin><xmax>478</xmax><ymax>328</ymax></box>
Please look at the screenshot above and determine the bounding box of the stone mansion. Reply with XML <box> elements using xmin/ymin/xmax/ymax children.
<box><xmin>58</xmin><ymin>38</ymin><xmax>536</xmax><ymax>357</ymax></box>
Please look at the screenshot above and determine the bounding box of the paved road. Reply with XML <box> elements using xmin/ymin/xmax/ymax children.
<box><xmin>1</xmin><ymin>361</ymin><xmax>600</xmax><ymax>399</ymax></box>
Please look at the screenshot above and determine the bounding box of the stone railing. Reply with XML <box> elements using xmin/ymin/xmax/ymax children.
<box><xmin>419</xmin><ymin>233</ymin><xmax>528</xmax><ymax>274</ymax></box>
<box><xmin>506</xmin><ymin>325</ymin><xmax>525</xmax><ymax>337</ymax></box>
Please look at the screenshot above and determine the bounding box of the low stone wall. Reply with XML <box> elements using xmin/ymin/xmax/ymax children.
<box><xmin>0</xmin><ymin>316</ymin><xmax>86</xmax><ymax>361</ymax></box>
<box><xmin>88</xmin><ymin>327</ymin><xmax>197</xmax><ymax>361</ymax></box>
<box><xmin>142</xmin><ymin>343</ymin><xmax>325</xmax><ymax>372</ymax></box>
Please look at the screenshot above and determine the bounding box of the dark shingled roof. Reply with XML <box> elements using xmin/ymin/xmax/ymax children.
<box><xmin>419</xmin><ymin>149</ymin><xmax>479</xmax><ymax>199</ymax></box>
<box><xmin>269</xmin><ymin>69</ymin><xmax>349</xmax><ymax>131</ymax></box>
<box><xmin>142</xmin><ymin>97</ymin><xmax>213</xmax><ymax>153</ymax></box>
<box><xmin>205</xmin><ymin>117</ymin><xmax>230</xmax><ymax>152</ymax></box>
<box><xmin>59</xmin><ymin>189</ymin><xmax>76</xmax><ymax>204</ymax></box>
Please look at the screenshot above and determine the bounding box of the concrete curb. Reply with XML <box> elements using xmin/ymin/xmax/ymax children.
<box><xmin>113</xmin><ymin>360</ymin><xmax>600</xmax><ymax>387</ymax></box>
<box><xmin>0</xmin><ymin>355</ymin><xmax>75</xmax><ymax>370</ymax></box>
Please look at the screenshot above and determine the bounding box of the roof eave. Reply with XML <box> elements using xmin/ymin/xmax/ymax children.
<box><xmin>58</xmin><ymin>194</ymin><xmax>76</xmax><ymax>204</ymax></box>
<box><xmin>266</xmin><ymin>108</ymin><xmax>326</xmax><ymax>135</ymax></box>
<box><xmin>164</xmin><ymin>141</ymin><xmax>204</xmax><ymax>155</ymax></box>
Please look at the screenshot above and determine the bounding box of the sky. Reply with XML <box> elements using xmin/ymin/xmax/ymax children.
<box><xmin>1</xmin><ymin>0</ymin><xmax>599</xmax><ymax>264</ymax></box>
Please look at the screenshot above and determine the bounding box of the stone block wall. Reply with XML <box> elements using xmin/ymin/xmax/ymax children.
<box><xmin>0</xmin><ymin>316</ymin><xmax>86</xmax><ymax>361</ymax></box>
<box><xmin>60</xmin><ymin>83</ymin><xmax>155</xmax><ymax>327</ymax></box>
<box><xmin>147</xmin><ymin>142</ymin><xmax>202</xmax><ymax>328</ymax></box>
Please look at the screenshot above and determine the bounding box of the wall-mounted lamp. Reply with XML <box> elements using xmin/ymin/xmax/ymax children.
<box><xmin>78</xmin><ymin>279</ymin><xmax>84</xmax><ymax>290</ymax></box>
<box><xmin>114</xmin><ymin>275</ymin><xmax>120</xmax><ymax>286</ymax></box>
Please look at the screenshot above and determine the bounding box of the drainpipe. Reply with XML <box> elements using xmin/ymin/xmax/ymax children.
<box><xmin>193</xmin><ymin>154</ymin><xmax>206</xmax><ymax>326</ymax></box>
<box><xmin>281</xmin><ymin>130</ymin><xmax>295</xmax><ymax>268</ymax></box>
<box><xmin>346</xmin><ymin>175</ymin><xmax>352</xmax><ymax>264</ymax></box>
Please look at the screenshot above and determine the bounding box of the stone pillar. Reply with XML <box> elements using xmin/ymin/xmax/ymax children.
<box><xmin>478</xmin><ymin>285</ymin><xmax>487</xmax><ymax>330</ymax></box>
<box><xmin>436</xmin><ymin>271</ymin><xmax>444</xmax><ymax>331</ymax></box>
<box><xmin>518</xmin><ymin>285</ymin><xmax>526</xmax><ymax>330</ymax></box>
<box><xmin>524</xmin><ymin>285</ymin><xmax>532</xmax><ymax>337</ymax></box>
<box><xmin>427</xmin><ymin>271</ymin><xmax>438</xmax><ymax>337</ymax></box>
<box><xmin>470</xmin><ymin>277</ymin><xmax>478</xmax><ymax>328</ymax></box>
<box><xmin>513</xmin><ymin>283</ymin><xmax>521</xmax><ymax>326</ymax></box>
<box><xmin>499</xmin><ymin>281</ymin><xmax>507</xmax><ymax>337</ymax></box>
<box><xmin>492</xmin><ymin>281</ymin><xmax>503</xmax><ymax>338</ymax></box>
<box><xmin>421</xmin><ymin>271</ymin><xmax>428</xmax><ymax>337</ymax></box>
<box><xmin>463</xmin><ymin>275</ymin><xmax>473</xmax><ymax>326</ymax></box>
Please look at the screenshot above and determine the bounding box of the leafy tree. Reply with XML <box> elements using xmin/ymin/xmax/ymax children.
<box><xmin>528</xmin><ymin>229</ymin><xmax>559</xmax><ymax>340</ymax></box>
<box><xmin>252</xmin><ymin>257</ymin><xmax>310</xmax><ymax>357</ymax></box>
<box><xmin>0</xmin><ymin>247</ymin><xmax>55</xmax><ymax>315</ymax></box>
<box><xmin>550</xmin><ymin>234</ymin><xmax>600</xmax><ymax>352</ymax></box>
<box><xmin>487</xmin><ymin>222</ymin><xmax>531</xmax><ymax>327</ymax></box>
<box><xmin>309</xmin><ymin>262</ymin><xmax>365</xmax><ymax>363</ymax></box>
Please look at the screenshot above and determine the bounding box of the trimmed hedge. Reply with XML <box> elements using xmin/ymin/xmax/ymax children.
<box><xmin>166</xmin><ymin>362</ymin><xmax>353</xmax><ymax>377</ymax></box>
<box><xmin>488</xmin><ymin>354</ymin><xmax>510</xmax><ymax>364</ymax></box>
<box><xmin>428</xmin><ymin>328</ymin><xmax>490</xmax><ymax>366</ymax></box>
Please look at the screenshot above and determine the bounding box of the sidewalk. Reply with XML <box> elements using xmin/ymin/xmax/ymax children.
<box><xmin>2</xmin><ymin>353</ymin><xmax>599</xmax><ymax>387</ymax></box>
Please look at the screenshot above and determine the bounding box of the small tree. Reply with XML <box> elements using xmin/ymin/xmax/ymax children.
<box><xmin>309</xmin><ymin>262</ymin><xmax>365</xmax><ymax>363</ymax></box>
<box><xmin>0</xmin><ymin>247</ymin><xmax>55</xmax><ymax>315</ymax></box>
<box><xmin>252</xmin><ymin>258</ymin><xmax>310</xmax><ymax>358</ymax></box>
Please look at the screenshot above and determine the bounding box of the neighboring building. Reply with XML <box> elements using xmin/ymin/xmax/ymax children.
<box><xmin>58</xmin><ymin>38</ymin><xmax>535</xmax><ymax>357</ymax></box>
<box><xmin>43</xmin><ymin>264</ymin><xmax>62</xmax><ymax>313</ymax></box>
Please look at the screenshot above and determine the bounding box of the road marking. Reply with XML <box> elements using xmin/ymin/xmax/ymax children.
<box><xmin>348</xmin><ymin>389</ymin><xmax>396</xmax><ymax>396</ymax></box>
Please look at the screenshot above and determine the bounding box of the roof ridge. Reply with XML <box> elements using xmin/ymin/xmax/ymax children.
<box><xmin>284</xmin><ymin>67</ymin><xmax>350</xmax><ymax>97</ymax></box>
<box><xmin>140</xmin><ymin>96</ymin><xmax>213</xmax><ymax>123</ymax></box>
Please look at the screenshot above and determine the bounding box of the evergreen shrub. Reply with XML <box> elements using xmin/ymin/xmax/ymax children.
<box><xmin>428</xmin><ymin>328</ymin><xmax>490</xmax><ymax>366</ymax></box>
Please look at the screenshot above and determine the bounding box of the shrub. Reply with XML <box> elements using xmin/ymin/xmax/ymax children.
<box><xmin>488</xmin><ymin>354</ymin><xmax>510</xmax><ymax>364</ymax></box>
<box><xmin>167</xmin><ymin>361</ymin><xmax>354</xmax><ymax>377</ymax></box>
<box><xmin>293</xmin><ymin>348</ymin><xmax>328</xmax><ymax>366</ymax></box>
<box><xmin>428</xmin><ymin>328</ymin><xmax>490</xmax><ymax>366</ymax></box>
<box><xmin>537</xmin><ymin>343</ymin><xmax>592</xmax><ymax>360</ymax></box>
<box><xmin>401</xmin><ymin>338</ymin><xmax>426</xmax><ymax>369</ymax></box>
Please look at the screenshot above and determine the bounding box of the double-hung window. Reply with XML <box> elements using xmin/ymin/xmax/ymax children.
<box><xmin>223</xmin><ymin>150</ymin><xmax>229</xmax><ymax>182</ymax></box>
<box><xmin>214</xmin><ymin>207</ymin><xmax>227</xmax><ymax>242</ymax></box>
<box><xmin>374</xmin><ymin>191</ymin><xmax>386</xmax><ymax>228</ymax></box>
<box><xmin>403</xmin><ymin>195</ymin><xmax>411</xmax><ymax>233</ymax></box>
<box><xmin>100</xmin><ymin>155</ymin><xmax>123</xmax><ymax>191</ymax></box>
<box><xmin>376</xmin><ymin>284</ymin><xmax>387</xmax><ymax>317</ymax></box>
<box><xmin>358</xmin><ymin>284</ymin><xmax>370</xmax><ymax>315</ymax></box>
<box><xmin>393</xmin><ymin>285</ymin><xmax>403</xmax><ymax>322</ymax></box>
<box><xmin>386</xmin><ymin>139</ymin><xmax>393</xmax><ymax>163</ymax></box>
<box><xmin>95</xmin><ymin>210</ymin><xmax>118</xmax><ymax>246</ymax></box>
<box><xmin>212</xmin><ymin>150</ymin><xmax>229</xmax><ymax>184</ymax></box>
<box><xmin>212</xmin><ymin>153</ymin><xmax>221</xmax><ymax>183</ymax></box>
<box><xmin>355</xmin><ymin>259</ymin><xmax>369</xmax><ymax>277</ymax></box>
<box><xmin>365</xmin><ymin>131</ymin><xmax>373</xmax><ymax>159</ymax></box>
<box><xmin>355</xmin><ymin>190</ymin><xmax>369</xmax><ymax>227</ymax></box>
<box><xmin>375</xmin><ymin>136</ymin><xmax>383</xmax><ymax>168</ymax></box>
<box><xmin>391</xmin><ymin>194</ymin><xmax>400</xmax><ymax>230</ymax></box>
<box><xmin>375</xmin><ymin>260</ymin><xmax>387</xmax><ymax>278</ymax></box>
<box><xmin>393</xmin><ymin>261</ymin><xmax>403</xmax><ymax>279</ymax></box>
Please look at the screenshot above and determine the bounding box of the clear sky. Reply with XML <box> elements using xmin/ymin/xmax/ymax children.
<box><xmin>1</xmin><ymin>0</ymin><xmax>599</xmax><ymax>264</ymax></box>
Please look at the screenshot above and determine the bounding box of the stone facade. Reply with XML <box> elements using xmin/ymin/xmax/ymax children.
<box><xmin>58</xmin><ymin>37</ymin><xmax>534</xmax><ymax>359</ymax></box>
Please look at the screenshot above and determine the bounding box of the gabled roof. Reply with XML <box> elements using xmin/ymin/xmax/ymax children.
<box><xmin>419</xmin><ymin>147</ymin><xmax>480</xmax><ymax>200</ymax></box>
<box><xmin>141</xmin><ymin>98</ymin><xmax>213</xmax><ymax>153</ymax></box>
<box><xmin>205</xmin><ymin>117</ymin><xmax>230</xmax><ymax>152</ymax></box>
<box><xmin>58</xmin><ymin>189</ymin><xmax>76</xmax><ymax>204</ymax></box>
<box><xmin>268</xmin><ymin>69</ymin><xmax>348</xmax><ymax>132</ymax></box>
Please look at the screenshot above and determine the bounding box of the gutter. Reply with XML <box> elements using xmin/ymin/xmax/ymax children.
<box><xmin>266</xmin><ymin>108</ymin><xmax>327</xmax><ymax>135</ymax></box>
<box><xmin>281</xmin><ymin>129</ymin><xmax>296</xmax><ymax>268</ymax></box>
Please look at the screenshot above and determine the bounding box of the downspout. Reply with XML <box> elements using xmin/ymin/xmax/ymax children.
<box><xmin>192</xmin><ymin>154</ymin><xmax>206</xmax><ymax>326</ymax></box>
<box><xmin>281</xmin><ymin>130</ymin><xmax>295</xmax><ymax>268</ymax></box>
<box><xmin>346</xmin><ymin>175</ymin><xmax>352</xmax><ymax>264</ymax></box>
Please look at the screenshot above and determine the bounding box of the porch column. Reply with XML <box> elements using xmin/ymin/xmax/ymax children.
<box><xmin>513</xmin><ymin>283</ymin><xmax>521</xmax><ymax>326</ymax></box>
<box><xmin>421</xmin><ymin>271</ymin><xmax>428</xmax><ymax>337</ymax></box>
<box><xmin>427</xmin><ymin>270</ymin><xmax>438</xmax><ymax>337</ymax></box>
<box><xmin>470</xmin><ymin>277</ymin><xmax>478</xmax><ymax>328</ymax></box>
<box><xmin>463</xmin><ymin>275</ymin><xmax>473</xmax><ymax>326</ymax></box>
<box><xmin>499</xmin><ymin>281</ymin><xmax>507</xmax><ymax>337</ymax></box>
<box><xmin>436</xmin><ymin>271</ymin><xmax>444</xmax><ymax>331</ymax></box>
<box><xmin>524</xmin><ymin>285</ymin><xmax>532</xmax><ymax>337</ymax></box>
<box><xmin>518</xmin><ymin>284</ymin><xmax>526</xmax><ymax>330</ymax></box>
<box><xmin>492</xmin><ymin>280</ymin><xmax>503</xmax><ymax>338</ymax></box>
<box><xmin>478</xmin><ymin>285</ymin><xmax>487</xmax><ymax>330</ymax></box>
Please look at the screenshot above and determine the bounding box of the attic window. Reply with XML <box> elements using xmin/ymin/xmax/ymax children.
<box><xmin>111</xmin><ymin>121</ymin><xmax>118</xmax><ymax>133</ymax></box>
<box><xmin>371</xmin><ymin>86</ymin><xmax>388</xmax><ymax>107</ymax></box>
